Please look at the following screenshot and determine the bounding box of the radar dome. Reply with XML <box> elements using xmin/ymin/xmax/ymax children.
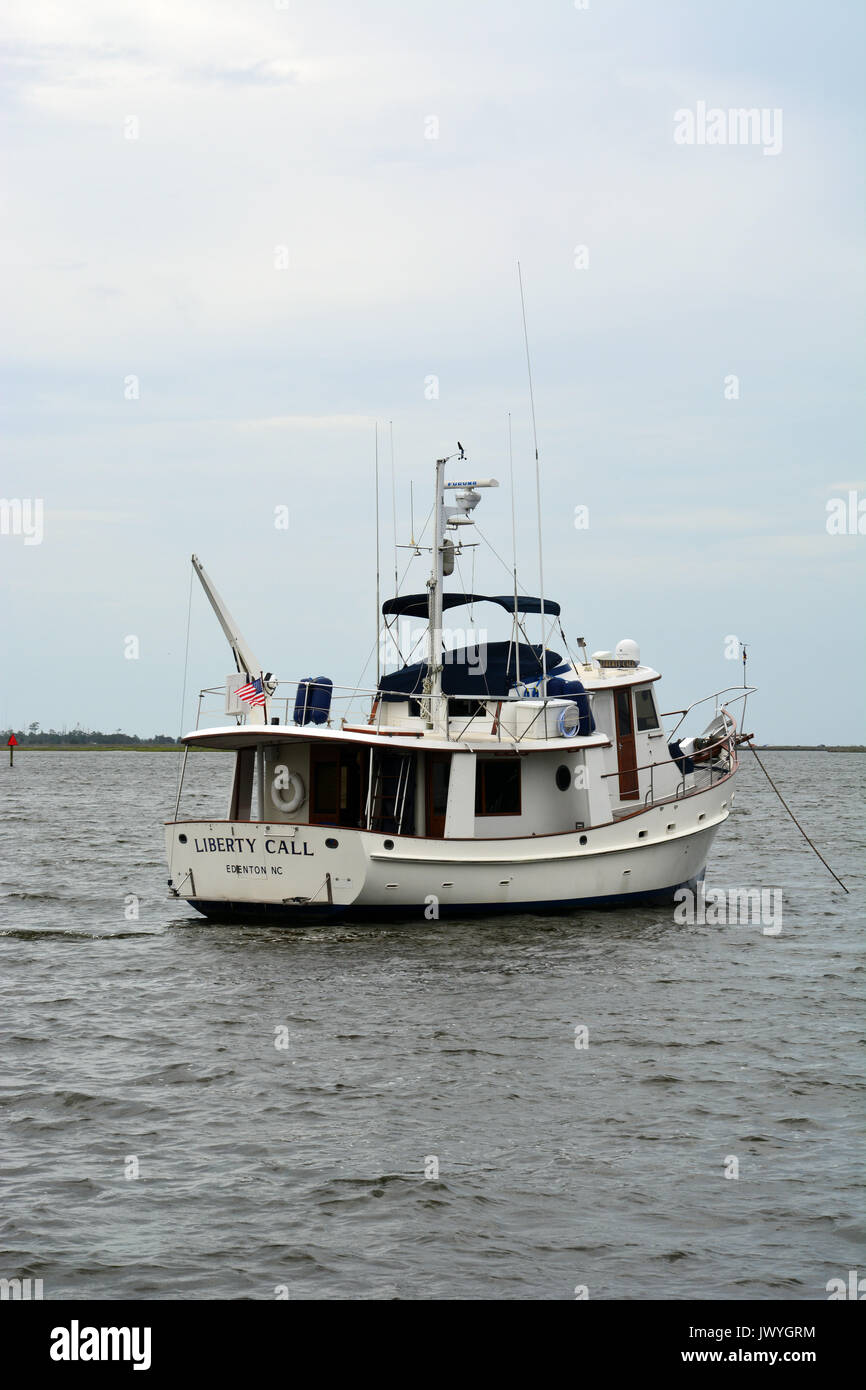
<box><xmin>615</xmin><ymin>638</ymin><xmax>640</xmax><ymax>666</ymax></box>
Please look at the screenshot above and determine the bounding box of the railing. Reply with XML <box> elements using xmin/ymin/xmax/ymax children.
<box><xmin>192</xmin><ymin>680</ymin><xmax>381</xmax><ymax>733</ymax></box>
<box><xmin>601</xmin><ymin>724</ymin><xmax>740</xmax><ymax>809</ymax></box>
<box><xmin>189</xmin><ymin>679</ymin><xmax>755</xmax><ymax>768</ymax></box>
<box><xmin>191</xmin><ymin>680</ymin><xmax>584</xmax><ymax>745</ymax></box>
<box><xmin>663</xmin><ymin>686</ymin><xmax>756</xmax><ymax>743</ymax></box>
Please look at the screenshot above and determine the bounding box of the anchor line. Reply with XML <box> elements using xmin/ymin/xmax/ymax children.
<box><xmin>745</xmin><ymin>738</ymin><xmax>849</xmax><ymax>893</ymax></box>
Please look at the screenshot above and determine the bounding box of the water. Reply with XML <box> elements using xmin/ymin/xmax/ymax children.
<box><xmin>1</xmin><ymin>751</ymin><xmax>862</xmax><ymax>1300</ymax></box>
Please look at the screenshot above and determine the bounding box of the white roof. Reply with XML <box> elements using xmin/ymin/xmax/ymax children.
<box><xmin>183</xmin><ymin>724</ymin><xmax>610</xmax><ymax>754</ymax></box>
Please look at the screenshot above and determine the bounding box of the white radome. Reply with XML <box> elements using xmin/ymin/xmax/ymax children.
<box><xmin>616</xmin><ymin>638</ymin><xmax>640</xmax><ymax>665</ymax></box>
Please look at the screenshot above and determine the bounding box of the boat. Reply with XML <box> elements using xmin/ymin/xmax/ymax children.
<box><xmin>165</xmin><ymin>448</ymin><xmax>755</xmax><ymax>922</ymax></box>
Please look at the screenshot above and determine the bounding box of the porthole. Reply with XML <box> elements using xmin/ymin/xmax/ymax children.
<box><xmin>383</xmin><ymin>839</ymin><xmax>394</xmax><ymax>850</ymax></box>
<box><xmin>178</xmin><ymin>833</ymin><xmax>187</xmax><ymax>844</ymax></box>
<box><xmin>325</xmin><ymin>838</ymin><xmax>339</xmax><ymax>849</ymax></box>
<box><xmin>555</xmin><ymin>765</ymin><xmax>571</xmax><ymax>792</ymax></box>
<box><xmin>579</xmin><ymin>834</ymin><xmax>587</xmax><ymax>846</ymax></box>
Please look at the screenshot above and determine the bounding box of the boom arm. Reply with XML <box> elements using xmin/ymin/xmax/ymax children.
<box><xmin>191</xmin><ymin>553</ymin><xmax>264</xmax><ymax>681</ymax></box>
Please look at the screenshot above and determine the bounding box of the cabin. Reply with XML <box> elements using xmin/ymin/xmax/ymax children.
<box><xmin>184</xmin><ymin>628</ymin><xmax>689</xmax><ymax>842</ymax></box>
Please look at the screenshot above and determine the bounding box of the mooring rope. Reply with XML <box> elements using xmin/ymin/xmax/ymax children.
<box><xmin>745</xmin><ymin>738</ymin><xmax>849</xmax><ymax>893</ymax></box>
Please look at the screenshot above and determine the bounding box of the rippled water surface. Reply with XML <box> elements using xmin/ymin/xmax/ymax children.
<box><xmin>1</xmin><ymin>750</ymin><xmax>863</xmax><ymax>1300</ymax></box>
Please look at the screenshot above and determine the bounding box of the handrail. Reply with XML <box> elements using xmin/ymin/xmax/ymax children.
<box><xmin>193</xmin><ymin>678</ymin><xmax>383</xmax><ymax>732</ymax></box>
<box><xmin>192</xmin><ymin>679</ymin><xmax>755</xmax><ymax>754</ymax></box>
<box><xmin>600</xmin><ymin>729</ymin><xmax>734</xmax><ymax>781</ymax></box>
<box><xmin>665</xmin><ymin>686</ymin><xmax>755</xmax><ymax>741</ymax></box>
<box><xmin>198</xmin><ymin>681</ymin><xmax>381</xmax><ymax>700</ymax></box>
<box><xmin>193</xmin><ymin>680</ymin><xmax>598</xmax><ymax>743</ymax></box>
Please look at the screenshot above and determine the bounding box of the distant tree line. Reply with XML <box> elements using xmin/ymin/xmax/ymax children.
<box><xmin>4</xmin><ymin>725</ymin><xmax>181</xmax><ymax>747</ymax></box>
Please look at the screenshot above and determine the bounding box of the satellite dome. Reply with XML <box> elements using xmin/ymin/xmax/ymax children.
<box><xmin>615</xmin><ymin>638</ymin><xmax>640</xmax><ymax>666</ymax></box>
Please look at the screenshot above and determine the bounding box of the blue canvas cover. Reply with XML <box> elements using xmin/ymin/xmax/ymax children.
<box><xmin>381</xmin><ymin>592</ymin><xmax>561</xmax><ymax>619</ymax></box>
<box><xmin>378</xmin><ymin>642</ymin><xmax>562</xmax><ymax>701</ymax></box>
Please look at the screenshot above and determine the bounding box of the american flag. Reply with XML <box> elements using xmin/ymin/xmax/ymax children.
<box><xmin>236</xmin><ymin>676</ymin><xmax>266</xmax><ymax>707</ymax></box>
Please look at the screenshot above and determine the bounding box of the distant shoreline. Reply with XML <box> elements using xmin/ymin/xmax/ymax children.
<box><xmin>9</xmin><ymin>743</ymin><xmax>865</xmax><ymax>753</ymax></box>
<box><xmin>11</xmin><ymin>745</ymin><xmax>183</xmax><ymax>752</ymax></box>
<box><xmin>750</xmin><ymin>745</ymin><xmax>865</xmax><ymax>752</ymax></box>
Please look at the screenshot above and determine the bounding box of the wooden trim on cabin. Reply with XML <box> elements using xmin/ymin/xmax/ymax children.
<box><xmin>342</xmin><ymin>726</ymin><xmax>424</xmax><ymax>737</ymax></box>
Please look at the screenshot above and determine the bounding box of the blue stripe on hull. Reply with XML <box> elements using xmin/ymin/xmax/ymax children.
<box><xmin>185</xmin><ymin>872</ymin><xmax>705</xmax><ymax>925</ymax></box>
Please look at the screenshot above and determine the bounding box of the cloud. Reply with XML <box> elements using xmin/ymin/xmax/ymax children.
<box><xmin>0</xmin><ymin>1</ymin><xmax>862</xmax><ymax>742</ymax></box>
<box><xmin>234</xmin><ymin>415</ymin><xmax>374</xmax><ymax>432</ymax></box>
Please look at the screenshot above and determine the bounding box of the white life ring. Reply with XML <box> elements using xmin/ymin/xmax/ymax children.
<box><xmin>271</xmin><ymin>769</ymin><xmax>306</xmax><ymax>815</ymax></box>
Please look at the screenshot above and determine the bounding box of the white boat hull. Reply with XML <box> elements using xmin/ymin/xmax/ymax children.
<box><xmin>165</xmin><ymin>776</ymin><xmax>733</xmax><ymax>921</ymax></box>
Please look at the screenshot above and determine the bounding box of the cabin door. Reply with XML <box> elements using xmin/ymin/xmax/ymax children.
<box><xmin>613</xmin><ymin>689</ymin><xmax>639</xmax><ymax>800</ymax></box>
<box><xmin>425</xmin><ymin>752</ymin><xmax>451</xmax><ymax>838</ymax></box>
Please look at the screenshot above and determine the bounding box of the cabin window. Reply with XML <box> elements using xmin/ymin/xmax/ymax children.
<box><xmin>448</xmin><ymin>699</ymin><xmax>487</xmax><ymax>720</ymax></box>
<box><xmin>634</xmin><ymin>687</ymin><xmax>660</xmax><ymax>732</ymax></box>
<box><xmin>310</xmin><ymin>745</ymin><xmax>368</xmax><ymax>827</ymax></box>
<box><xmin>475</xmin><ymin>758</ymin><xmax>521</xmax><ymax>816</ymax></box>
<box><xmin>555</xmin><ymin>765</ymin><xmax>571</xmax><ymax>791</ymax></box>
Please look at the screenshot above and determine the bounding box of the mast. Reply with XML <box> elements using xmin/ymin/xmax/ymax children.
<box><xmin>423</xmin><ymin>450</ymin><xmax>499</xmax><ymax>734</ymax></box>
<box><xmin>424</xmin><ymin>456</ymin><xmax>447</xmax><ymax>732</ymax></box>
<box><xmin>507</xmin><ymin>412</ymin><xmax>520</xmax><ymax>688</ymax></box>
<box><xmin>518</xmin><ymin>262</ymin><xmax>547</xmax><ymax>687</ymax></box>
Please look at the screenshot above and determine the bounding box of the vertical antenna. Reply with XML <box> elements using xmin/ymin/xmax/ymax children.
<box><xmin>518</xmin><ymin>261</ymin><xmax>547</xmax><ymax>686</ymax></box>
<box><xmin>389</xmin><ymin>420</ymin><xmax>398</xmax><ymax>596</ymax></box>
<box><xmin>409</xmin><ymin>481</ymin><xmax>416</xmax><ymax>547</ymax></box>
<box><xmin>508</xmin><ymin>411</ymin><xmax>520</xmax><ymax>686</ymax></box>
<box><xmin>426</xmin><ymin>455</ymin><xmax>447</xmax><ymax>731</ymax></box>
<box><xmin>469</xmin><ymin>547</ymin><xmax>476</xmax><ymax>621</ymax></box>
<box><xmin>374</xmin><ymin>422</ymin><xmax>381</xmax><ymax>685</ymax></box>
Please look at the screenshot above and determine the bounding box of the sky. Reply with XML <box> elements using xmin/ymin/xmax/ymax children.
<box><xmin>1</xmin><ymin>0</ymin><xmax>863</xmax><ymax>742</ymax></box>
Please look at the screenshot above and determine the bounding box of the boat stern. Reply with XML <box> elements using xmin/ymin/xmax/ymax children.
<box><xmin>164</xmin><ymin>821</ymin><xmax>367</xmax><ymax>915</ymax></box>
